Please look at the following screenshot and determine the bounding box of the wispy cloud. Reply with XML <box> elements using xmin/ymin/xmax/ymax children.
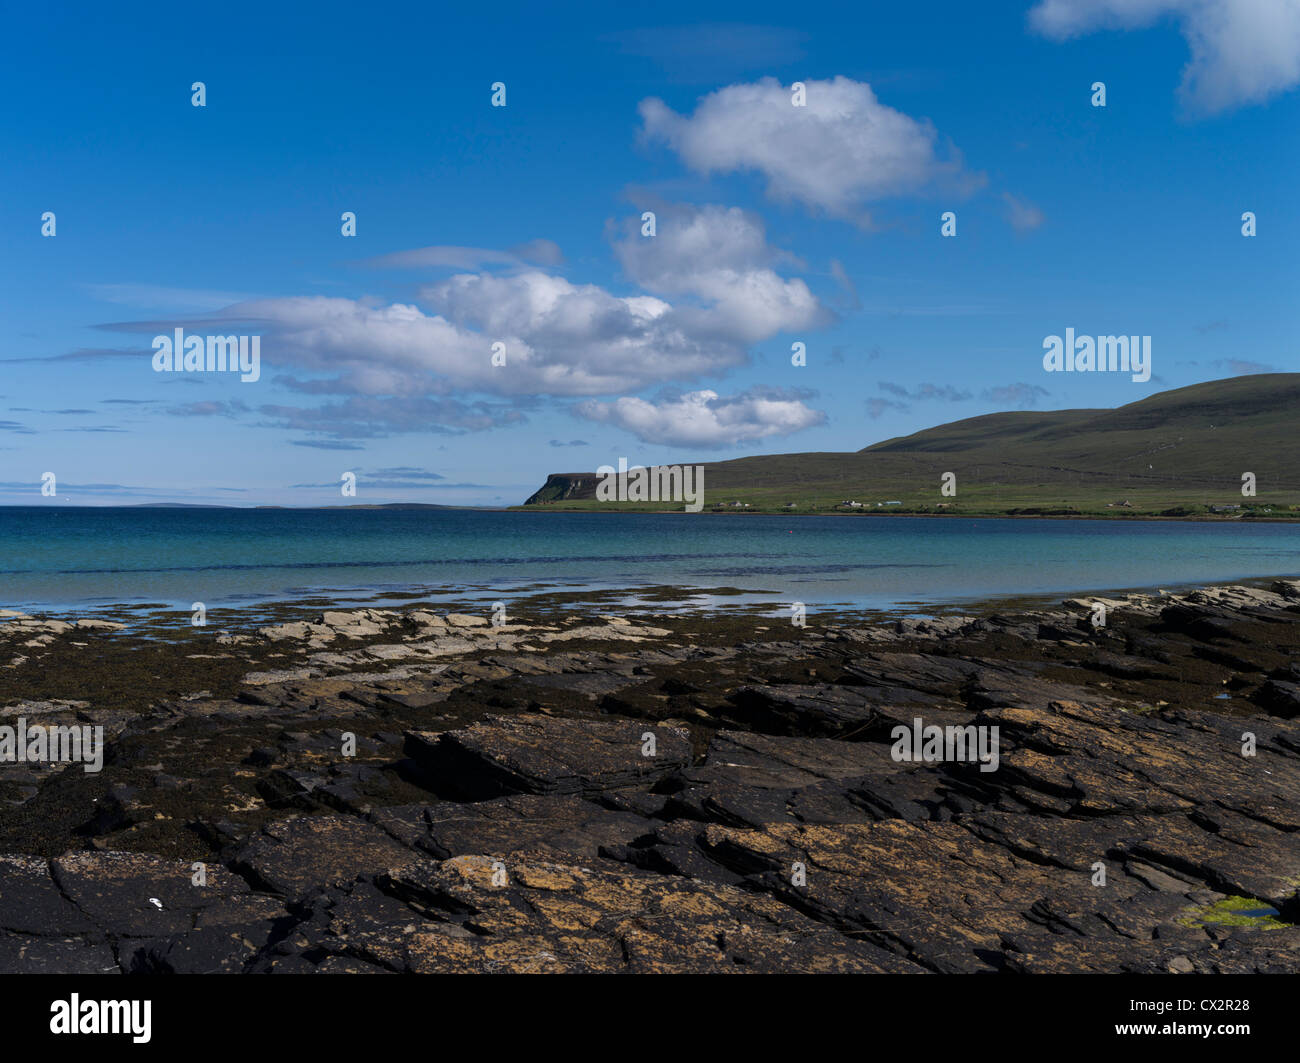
<box><xmin>164</xmin><ymin>400</ymin><xmax>251</xmax><ymax>418</ymax></box>
<box><xmin>866</xmin><ymin>398</ymin><xmax>909</xmax><ymax>419</ymax></box>
<box><xmin>290</xmin><ymin>466</ymin><xmax>490</xmax><ymax>490</ymax></box>
<box><xmin>358</xmin><ymin>239</ymin><xmax>563</xmax><ymax>270</ymax></box>
<box><xmin>878</xmin><ymin>382</ymin><xmax>973</xmax><ymax>402</ymax></box>
<box><xmin>1001</xmin><ymin>192</ymin><xmax>1045</xmax><ymax>231</ymax></box>
<box><xmin>829</xmin><ymin>259</ymin><xmax>862</xmax><ymax>311</ymax></box>
<box><xmin>2</xmin><ymin>346</ymin><xmax>143</xmax><ymax>365</ymax></box>
<box><xmin>258</xmin><ymin>396</ymin><xmax>527</xmax><ymax>441</ymax></box>
<box><xmin>86</xmin><ymin>283</ymin><xmax>259</xmax><ymax>311</ymax></box>
<box><xmin>289</xmin><ymin>439</ymin><xmax>366</xmax><ymax>451</ymax></box>
<box><xmin>983</xmin><ymin>382</ymin><xmax>1050</xmax><ymax>407</ymax></box>
<box><xmin>1212</xmin><ymin>358</ymin><xmax>1277</xmax><ymax>374</ymax></box>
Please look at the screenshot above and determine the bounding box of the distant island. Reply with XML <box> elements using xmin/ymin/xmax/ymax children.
<box><xmin>521</xmin><ymin>374</ymin><xmax>1300</xmax><ymax>519</ymax></box>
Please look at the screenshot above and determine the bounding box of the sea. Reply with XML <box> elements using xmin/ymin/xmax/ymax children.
<box><xmin>1</xmin><ymin>506</ymin><xmax>1298</xmax><ymax>620</ymax></box>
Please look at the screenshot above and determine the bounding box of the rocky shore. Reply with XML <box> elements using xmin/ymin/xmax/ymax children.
<box><xmin>1</xmin><ymin>581</ymin><xmax>1298</xmax><ymax>974</ymax></box>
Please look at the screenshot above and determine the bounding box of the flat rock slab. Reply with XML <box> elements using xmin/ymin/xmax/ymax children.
<box><xmin>700</xmin><ymin>730</ymin><xmax>886</xmax><ymax>788</ymax></box>
<box><xmin>0</xmin><ymin>855</ymin><xmax>97</xmax><ymax>936</ymax></box>
<box><xmin>0</xmin><ymin>934</ymin><xmax>119</xmax><ymax>974</ymax></box>
<box><xmin>268</xmin><ymin>854</ymin><xmax>924</xmax><ymax>973</ymax></box>
<box><xmin>514</xmin><ymin>672</ymin><xmax>642</xmax><ymax>700</ymax></box>
<box><xmin>668</xmin><ymin>730</ymin><xmax>955</xmax><ymax>827</ymax></box>
<box><xmin>966</xmin><ymin>667</ymin><xmax>1118</xmax><ymax>713</ymax></box>
<box><xmin>229</xmin><ymin>814</ymin><xmax>415</xmax><ymax>896</ymax></box>
<box><xmin>125</xmin><ymin>923</ymin><xmax>283</xmax><ymax>974</ymax></box>
<box><xmin>1004</xmin><ymin>929</ymin><xmax>1300</xmax><ymax>975</ymax></box>
<box><xmin>727</xmin><ymin>683</ymin><xmax>887</xmax><ymax>737</ymax></box>
<box><xmin>404</xmin><ymin>715</ymin><xmax>692</xmax><ymax>798</ymax></box>
<box><xmin>371</xmin><ymin>794</ymin><xmax>655</xmax><ymax>862</ymax></box>
<box><xmin>986</xmin><ymin>701</ymin><xmax>1300</xmax><ymax>821</ymax></box>
<box><xmin>960</xmin><ymin>811</ymin><xmax>1174</xmax><ymax>873</ymax></box>
<box><xmin>692</xmin><ymin>819</ymin><xmax>1096</xmax><ymax>972</ymax></box>
<box><xmin>1127</xmin><ymin>810</ymin><xmax>1300</xmax><ymax>909</ymax></box>
<box><xmin>50</xmin><ymin>851</ymin><xmax>274</xmax><ymax>938</ymax></box>
<box><xmin>840</xmin><ymin>652</ymin><xmax>980</xmax><ymax>698</ymax></box>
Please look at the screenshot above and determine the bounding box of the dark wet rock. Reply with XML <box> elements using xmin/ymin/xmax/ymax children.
<box><xmin>5</xmin><ymin>580</ymin><xmax>1300</xmax><ymax>973</ymax></box>
<box><xmin>371</xmin><ymin>794</ymin><xmax>655</xmax><ymax>862</ymax></box>
<box><xmin>0</xmin><ymin>934</ymin><xmax>120</xmax><ymax>974</ymax></box>
<box><xmin>1122</xmin><ymin>632</ymin><xmax>1179</xmax><ymax>665</ymax></box>
<box><xmin>126</xmin><ymin>923</ymin><xmax>280</xmax><ymax>974</ymax></box>
<box><xmin>1126</xmin><ymin>811</ymin><xmax>1300</xmax><ymax>911</ymax></box>
<box><xmin>960</xmin><ymin>812</ymin><xmax>1172</xmax><ymax>872</ymax></box>
<box><xmin>1270</xmin><ymin>661</ymin><xmax>1300</xmax><ymax>682</ymax></box>
<box><xmin>257</xmin><ymin>768</ymin><xmax>327</xmax><ymax>809</ymax></box>
<box><xmin>839</xmin><ymin>652</ymin><xmax>977</xmax><ymax>698</ymax></box>
<box><xmin>229</xmin><ymin>815</ymin><xmax>414</xmax><ymax>896</ymax></box>
<box><xmin>698</xmin><ymin>730</ymin><xmax>885</xmax><ymax>788</ymax></box>
<box><xmin>1036</xmin><ymin>621</ymin><xmax>1083</xmax><ymax>642</ymax></box>
<box><xmin>83</xmin><ymin>784</ymin><xmax>154</xmax><ymax>836</ymax></box>
<box><xmin>1159</xmin><ymin>603</ymin><xmax>1251</xmax><ymax>643</ymax></box>
<box><xmin>49</xmin><ymin>850</ymin><xmax>282</xmax><ymax>940</ymax></box>
<box><xmin>662</xmin><ymin>730</ymin><xmax>953</xmax><ymax>827</ymax></box>
<box><xmin>1079</xmin><ymin>652</ymin><xmax>1182</xmax><ymax>682</ymax></box>
<box><xmin>404</xmin><ymin>715</ymin><xmax>691</xmax><ymax>798</ymax></box>
<box><xmin>517</xmin><ymin>672</ymin><xmax>641</xmax><ymax>699</ymax></box>
<box><xmin>275</xmin><ymin>853</ymin><xmax>926</xmax><ymax>973</ymax></box>
<box><xmin>594</xmin><ymin>789</ymin><xmax>670</xmax><ymax>818</ymax></box>
<box><xmin>1178</xmin><ymin>935</ymin><xmax>1300</xmax><ymax>974</ymax></box>
<box><xmin>1256</xmin><ymin>679</ymin><xmax>1300</xmax><ymax>718</ymax></box>
<box><xmin>0</xmin><ymin>854</ymin><xmax>97</xmax><ymax>936</ymax></box>
<box><xmin>987</xmin><ymin>700</ymin><xmax>1300</xmax><ymax>820</ymax></box>
<box><xmin>1192</xmin><ymin>643</ymin><xmax>1283</xmax><ymax>674</ymax></box>
<box><xmin>690</xmin><ymin>819</ymin><xmax>1074</xmax><ymax>972</ymax></box>
<box><xmin>966</xmin><ymin>667</ymin><xmax>1116</xmax><ymax>713</ymax></box>
<box><xmin>609</xmin><ymin>819</ymin><xmax>752</xmax><ymax>883</ymax></box>
<box><xmin>726</xmin><ymin>683</ymin><xmax>890</xmax><ymax>737</ymax></box>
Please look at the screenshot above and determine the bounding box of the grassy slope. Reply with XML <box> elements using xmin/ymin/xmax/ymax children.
<box><xmin>520</xmin><ymin>374</ymin><xmax>1300</xmax><ymax>517</ymax></box>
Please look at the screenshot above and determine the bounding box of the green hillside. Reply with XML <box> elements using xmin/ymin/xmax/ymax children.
<box><xmin>521</xmin><ymin>374</ymin><xmax>1300</xmax><ymax>518</ymax></box>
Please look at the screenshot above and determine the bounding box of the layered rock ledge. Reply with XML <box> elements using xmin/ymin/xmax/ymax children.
<box><xmin>1</xmin><ymin>583</ymin><xmax>1298</xmax><ymax>973</ymax></box>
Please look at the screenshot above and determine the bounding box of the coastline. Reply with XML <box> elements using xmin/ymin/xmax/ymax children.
<box><xmin>512</xmin><ymin>505</ymin><xmax>1300</xmax><ymax>522</ymax></box>
<box><xmin>5</xmin><ymin>502</ymin><xmax>1297</xmax><ymax>522</ymax></box>
<box><xmin>2</xmin><ymin>576</ymin><xmax>1298</xmax><ymax>972</ymax></box>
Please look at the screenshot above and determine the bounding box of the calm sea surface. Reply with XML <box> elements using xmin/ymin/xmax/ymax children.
<box><xmin>2</xmin><ymin>507</ymin><xmax>1298</xmax><ymax>617</ymax></box>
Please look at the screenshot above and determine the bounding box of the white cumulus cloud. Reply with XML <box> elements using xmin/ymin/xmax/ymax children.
<box><xmin>639</xmin><ymin>76</ymin><xmax>980</xmax><ymax>223</ymax></box>
<box><xmin>1029</xmin><ymin>0</ymin><xmax>1300</xmax><ymax>114</ymax></box>
<box><xmin>103</xmin><ymin>213</ymin><xmax>827</xmax><ymax>440</ymax></box>
<box><xmin>611</xmin><ymin>202</ymin><xmax>828</xmax><ymax>342</ymax></box>
<box><xmin>575</xmin><ymin>388</ymin><xmax>826</xmax><ymax>448</ymax></box>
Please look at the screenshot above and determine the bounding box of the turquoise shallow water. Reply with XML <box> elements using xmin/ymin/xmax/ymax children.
<box><xmin>1</xmin><ymin>507</ymin><xmax>1298</xmax><ymax>616</ymax></box>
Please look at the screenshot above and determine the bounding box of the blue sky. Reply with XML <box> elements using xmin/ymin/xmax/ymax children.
<box><xmin>2</xmin><ymin>0</ymin><xmax>1297</xmax><ymax>506</ymax></box>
